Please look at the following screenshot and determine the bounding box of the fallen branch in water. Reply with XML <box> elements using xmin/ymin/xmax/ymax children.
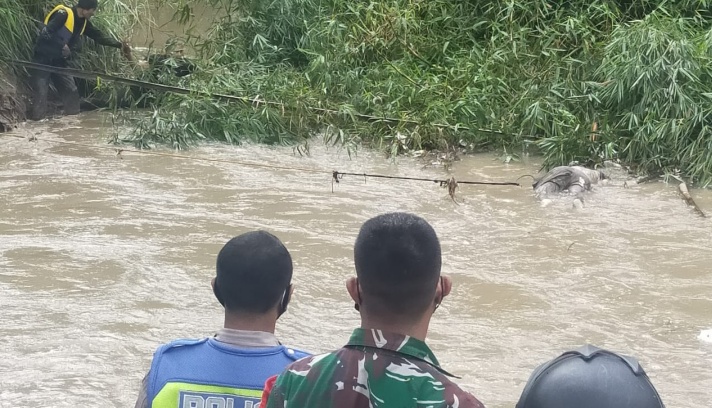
<box><xmin>678</xmin><ymin>182</ymin><xmax>706</xmax><ymax>218</ymax></box>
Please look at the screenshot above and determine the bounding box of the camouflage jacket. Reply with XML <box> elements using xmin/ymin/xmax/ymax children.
<box><xmin>263</xmin><ymin>328</ymin><xmax>486</xmax><ymax>408</ymax></box>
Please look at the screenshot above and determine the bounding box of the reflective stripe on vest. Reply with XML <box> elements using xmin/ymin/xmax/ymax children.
<box><xmin>152</xmin><ymin>382</ymin><xmax>262</xmax><ymax>408</ymax></box>
<box><xmin>44</xmin><ymin>5</ymin><xmax>87</xmax><ymax>45</ymax></box>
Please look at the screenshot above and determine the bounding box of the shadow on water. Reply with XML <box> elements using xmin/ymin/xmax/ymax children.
<box><xmin>1</xmin><ymin>112</ymin><xmax>711</xmax><ymax>407</ymax></box>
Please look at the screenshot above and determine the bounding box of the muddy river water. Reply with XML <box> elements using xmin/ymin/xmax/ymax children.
<box><xmin>1</xmin><ymin>113</ymin><xmax>711</xmax><ymax>407</ymax></box>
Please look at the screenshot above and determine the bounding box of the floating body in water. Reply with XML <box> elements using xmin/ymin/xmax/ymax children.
<box><xmin>533</xmin><ymin>166</ymin><xmax>607</xmax><ymax>208</ymax></box>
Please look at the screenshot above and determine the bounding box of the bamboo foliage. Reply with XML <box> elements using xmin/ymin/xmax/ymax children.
<box><xmin>0</xmin><ymin>0</ymin><xmax>39</xmax><ymax>63</ymax></box>
<box><xmin>595</xmin><ymin>15</ymin><xmax>712</xmax><ymax>184</ymax></box>
<box><xmin>129</xmin><ymin>1</ymin><xmax>604</xmax><ymax>153</ymax></box>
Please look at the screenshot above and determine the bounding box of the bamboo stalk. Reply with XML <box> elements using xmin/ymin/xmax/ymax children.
<box><xmin>678</xmin><ymin>182</ymin><xmax>706</xmax><ymax>217</ymax></box>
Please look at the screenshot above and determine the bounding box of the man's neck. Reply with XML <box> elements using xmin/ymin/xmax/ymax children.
<box><xmin>223</xmin><ymin>311</ymin><xmax>277</xmax><ymax>333</ymax></box>
<box><xmin>359</xmin><ymin>314</ymin><xmax>430</xmax><ymax>341</ymax></box>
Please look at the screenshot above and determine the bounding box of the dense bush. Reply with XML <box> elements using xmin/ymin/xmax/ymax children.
<box><xmin>124</xmin><ymin>0</ymin><xmax>712</xmax><ymax>185</ymax></box>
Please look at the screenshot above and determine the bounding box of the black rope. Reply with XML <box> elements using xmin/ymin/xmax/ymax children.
<box><xmin>4</xmin><ymin>58</ymin><xmax>514</xmax><ymax>135</ymax></box>
<box><xmin>332</xmin><ymin>171</ymin><xmax>520</xmax><ymax>187</ymax></box>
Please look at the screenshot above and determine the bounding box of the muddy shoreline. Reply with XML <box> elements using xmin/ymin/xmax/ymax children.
<box><xmin>0</xmin><ymin>70</ymin><xmax>26</xmax><ymax>132</ymax></box>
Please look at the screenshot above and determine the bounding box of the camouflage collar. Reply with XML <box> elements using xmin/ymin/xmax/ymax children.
<box><xmin>346</xmin><ymin>328</ymin><xmax>457</xmax><ymax>377</ymax></box>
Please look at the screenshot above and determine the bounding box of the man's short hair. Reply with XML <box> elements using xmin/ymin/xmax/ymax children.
<box><xmin>77</xmin><ymin>0</ymin><xmax>98</xmax><ymax>10</ymax></box>
<box><xmin>354</xmin><ymin>212</ymin><xmax>442</xmax><ymax>319</ymax></box>
<box><xmin>215</xmin><ymin>231</ymin><xmax>293</xmax><ymax>313</ymax></box>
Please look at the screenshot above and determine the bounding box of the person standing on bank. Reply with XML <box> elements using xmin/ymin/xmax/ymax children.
<box><xmin>29</xmin><ymin>0</ymin><xmax>132</xmax><ymax>120</ymax></box>
<box><xmin>134</xmin><ymin>231</ymin><xmax>310</xmax><ymax>408</ymax></box>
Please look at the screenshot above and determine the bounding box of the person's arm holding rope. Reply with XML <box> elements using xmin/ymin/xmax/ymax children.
<box><xmin>83</xmin><ymin>20</ymin><xmax>133</xmax><ymax>60</ymax></box>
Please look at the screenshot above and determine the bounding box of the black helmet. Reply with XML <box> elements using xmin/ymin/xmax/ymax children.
<box><xmin>77</xmin><ymin>0</ymin><xmax>99</xmax><ymax>10</ymax></box>
<box><xmin>516</xmin><ymin>345</ymin><xmax>665</xmax><ymax>408</ymax></box>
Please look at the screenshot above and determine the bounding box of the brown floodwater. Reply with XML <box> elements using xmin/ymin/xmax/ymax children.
<box><xmin>1</xmin><ymin>113</ymin><xmax>711</xmax><ymax>407</ymax></box>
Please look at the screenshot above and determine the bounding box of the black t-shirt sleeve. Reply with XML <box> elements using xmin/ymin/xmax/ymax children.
<box><xmin>83</xmin><ymin>21</ymin><xmax>122</xmax><ymax>48</ymax></box>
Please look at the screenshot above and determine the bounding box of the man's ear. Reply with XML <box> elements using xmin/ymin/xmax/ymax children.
<box><xmin>212</xmin><ymin>277</ymin><xmax>225</xmax><ymax>307</ymax></box>
<box><xmin>277</xmin><ymin>284</ymin><xmax>294</xmax><ymax>317</ymax></box>
<box><xmin>346</xmin><ymin>277</ymin><xmax>360</xmax><ymax>310</ymax></box>
<box><xmin>436</xmin><ymin>276</ymin><xmax>453</xmax><ymax>305</ymax></box>
<box><xmin>442</xmin><ymin>276</ymin><xmax>452</xmax><ymax>298</ymax></box>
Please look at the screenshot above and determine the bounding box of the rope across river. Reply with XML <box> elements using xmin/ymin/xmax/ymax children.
<box><xmin>1</xmin><ymin>133</ymin><xmax>521</xmax><ymax>200</ymax></box>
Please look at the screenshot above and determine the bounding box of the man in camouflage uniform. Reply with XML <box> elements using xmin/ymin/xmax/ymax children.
<box><xmin>262</xmin><ymin>212</ymin><xmax>486</xmax><ymax>408</ymax></box>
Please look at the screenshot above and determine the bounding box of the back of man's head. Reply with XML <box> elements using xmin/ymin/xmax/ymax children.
<box><xmin>354</xmin><ymin>212</ymin><xmax>442</xmax><ymax>321</ymax></box>
<box><xmin>77</xmin><ymin>0</ymin><xmax>99</xmax><ymax>10</ymax></box>
<box><xmin>214</xmin><ymin>231</ymin><xmax>293</xmax><ymax>314</ymax></box>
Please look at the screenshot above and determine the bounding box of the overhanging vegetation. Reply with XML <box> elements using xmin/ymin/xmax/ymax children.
<box><xmin>120</xmin><ymin>0</ymin><xmax>712</xmax><ymax>185</ymax></box>
<box><xmin>4</xmin><ymin>0</ymin><xmax>712</xmax><ymax>185</ymax></box>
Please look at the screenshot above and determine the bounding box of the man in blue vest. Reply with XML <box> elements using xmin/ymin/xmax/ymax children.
<box><xmin>29</xmin><ymin>0</ymin><xmax>132</xmax><ymax>120</ymax></box>
<box><xmin>134</xmin><ymin>231</ymin><xmax>310</xmax><ymax>408</ymax></box>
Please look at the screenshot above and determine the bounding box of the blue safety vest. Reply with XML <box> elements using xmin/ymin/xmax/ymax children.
<box><xmin>147</xmin><ymin>338</ymin><xmax>309</xmax><ymax>408</ymax></box>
